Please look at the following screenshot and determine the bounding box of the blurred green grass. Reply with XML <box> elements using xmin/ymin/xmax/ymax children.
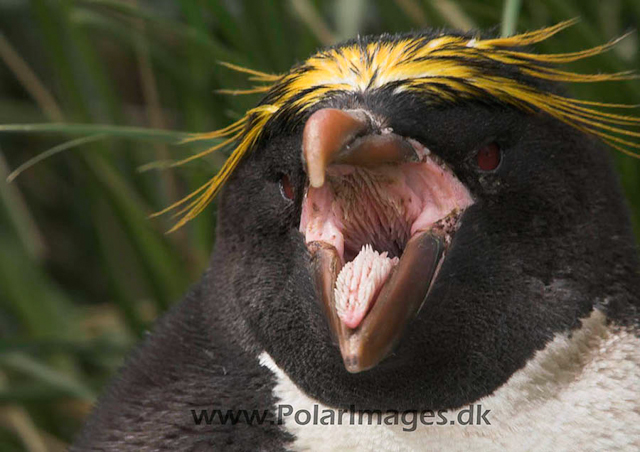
<box><xmin>0</xmin><ymin>0</ymin><xmax>638</xmax><ymax>449</ymax></box>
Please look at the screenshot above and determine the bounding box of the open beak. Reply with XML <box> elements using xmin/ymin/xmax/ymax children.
<box><xmin>300</xmin><ymin>108</ymin><xmax>474</xmax><ymax>373</ymax></box>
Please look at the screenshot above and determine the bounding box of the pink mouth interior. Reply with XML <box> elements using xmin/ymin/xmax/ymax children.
<box><xmin>300</xmin><ymin>148</ymin><xmax>473</xmax><ymax>329</ymax></box>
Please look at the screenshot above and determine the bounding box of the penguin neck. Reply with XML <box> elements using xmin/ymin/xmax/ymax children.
<box><xmin>260</xmin><ymin>309</ymin><xmax>640</xmax><ymax>451</ymax></box>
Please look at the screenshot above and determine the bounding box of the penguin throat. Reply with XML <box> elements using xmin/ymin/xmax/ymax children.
<box><xmin>300</xmin><ymin>155</ymin><xmax>473</xmax><ymax>329</ymax></box>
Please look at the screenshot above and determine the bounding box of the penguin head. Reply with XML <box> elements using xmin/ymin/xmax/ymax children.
<box><xmin>188</xmin><ymin>24</ymin><xmax>640</xmax><ymax>411</ymax></box>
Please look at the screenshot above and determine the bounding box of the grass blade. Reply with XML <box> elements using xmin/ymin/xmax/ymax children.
<box><xmin>0</xmin><ymin>123</ymin><xmax>189</xmax><ymax>142</ymax></box>
<box><xmin>6</xmin><ymin>135</ymin><xmax>106</xmax><ymax>183</ymax></box>
<box><xmin>501</xmin><ymin>0</ymin><xmax>522</xmax><ymax>37</ymax></box>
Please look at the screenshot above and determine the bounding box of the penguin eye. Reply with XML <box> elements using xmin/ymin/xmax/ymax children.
<box><xmin>476</xmin><ymin>143</ymin><xmax>502</xmax><ymax>171</ymax></box>
<box><xmin>279</xmin><ymin>174</ymin><xmax>295</xmax><ymax>200</ymax></box>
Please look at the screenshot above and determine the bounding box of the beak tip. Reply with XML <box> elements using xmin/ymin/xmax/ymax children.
<box><xmin>303</xmin><ymin>107</ymin><xmax>371</xmax><ymax>190</ymax></box>
<box><xmin>343</xmin><ymin>354</ymin><xmax>362</xmax><ymax>373</ymax></box>
<box><xmin>309</xmin><ymin>172</ymin><xmax>325</xmax><ymax>188</ymax></box>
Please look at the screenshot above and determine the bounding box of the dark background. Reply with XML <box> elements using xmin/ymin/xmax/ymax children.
<box><xmin>0</xmin><ymin>0</ymin><xmax>638</xmax><ymax>450</ymax></box>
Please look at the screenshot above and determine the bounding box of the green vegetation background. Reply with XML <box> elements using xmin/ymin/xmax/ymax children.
<box><xmin>0</xmin><ymin>0</ymin><xmax>638</xmax><ymax>449</ymax></box>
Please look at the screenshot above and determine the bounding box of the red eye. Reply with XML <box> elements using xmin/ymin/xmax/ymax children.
<box><xmin>476</xmin><ymin>143</ymin><xmax>502</xmax><ymax>171</ymax></box>
<box><xmin>280</xmin><ymin>174</ymin><xmax>294</xmax><ymax>200</ymax></box>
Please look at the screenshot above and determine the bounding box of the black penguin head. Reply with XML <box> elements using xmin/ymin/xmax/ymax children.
<box><xmin>194</xmin><ymin>25</ymin><xmax>640</xmax><ymax>411</ymax></box>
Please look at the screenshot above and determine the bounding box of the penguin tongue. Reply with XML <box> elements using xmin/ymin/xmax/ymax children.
<box><xmin>334</xmin><ymin>245</ymin><xmax>399</xmax><ymax>329</ymax></box>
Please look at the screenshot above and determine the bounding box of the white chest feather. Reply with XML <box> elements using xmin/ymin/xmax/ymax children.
<box><xmin>259</xmin><ymin>310</ymin><xmax>639</xmax><ymax>451</ymax></box>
